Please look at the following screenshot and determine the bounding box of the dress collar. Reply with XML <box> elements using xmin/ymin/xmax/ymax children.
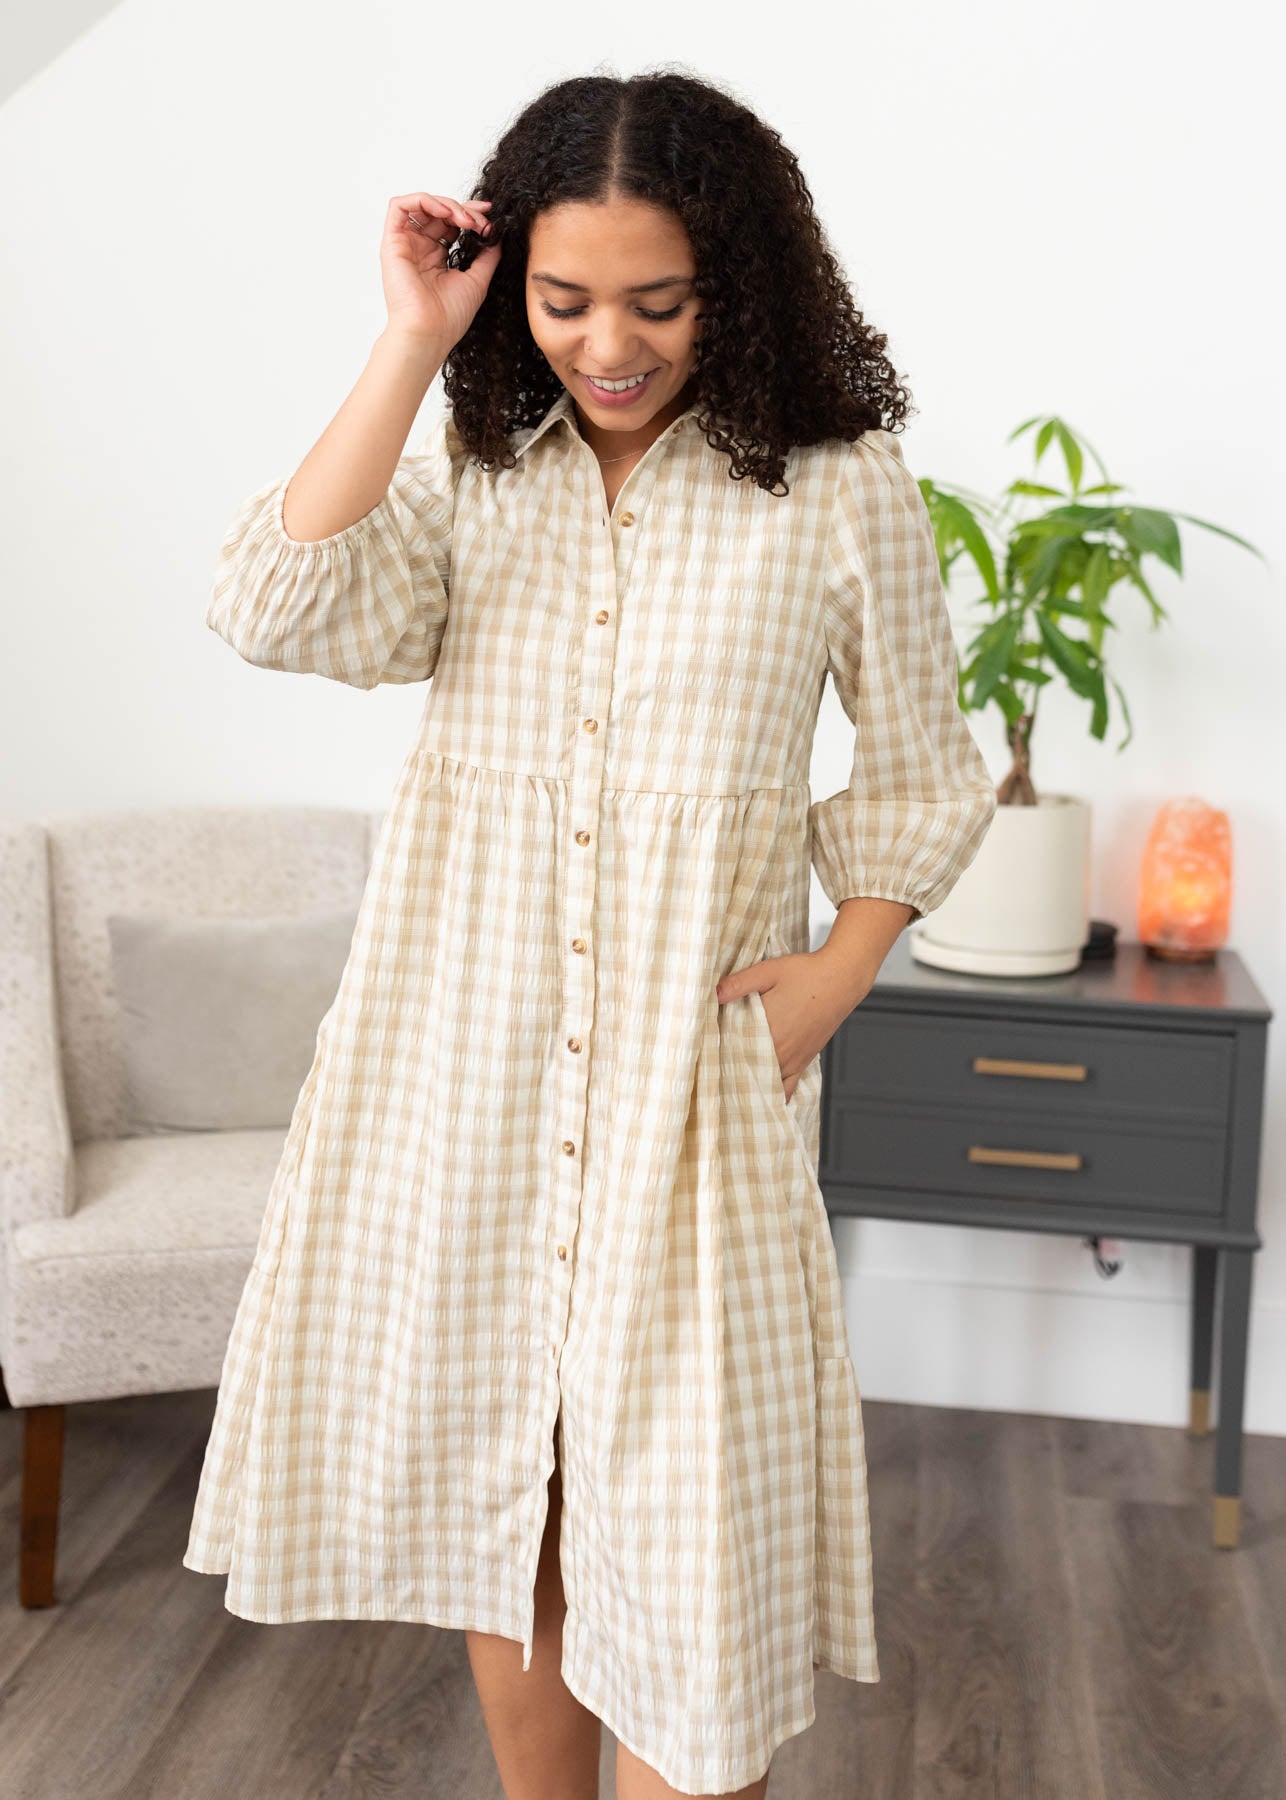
<box><xmin>510</xmin><ymin>386</ymin><xmax>703</xmax><ymax>459</ymax></box>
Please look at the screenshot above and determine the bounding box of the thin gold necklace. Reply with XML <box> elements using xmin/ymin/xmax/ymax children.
<box><xmin>586</xmin><ymin>399</ymin><xmax>692</xmax><ymax>463</ymax></box>
<box><xmin>590</xmin><ymin>408</ymin><xmax>691</xmax><ymax>463</ymax></box>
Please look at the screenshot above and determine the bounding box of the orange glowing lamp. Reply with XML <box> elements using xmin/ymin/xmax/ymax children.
<box><xmin>1137</xmin><ymin>797</ymin><xmax>1231</xmax><ymax>963</ymax></box>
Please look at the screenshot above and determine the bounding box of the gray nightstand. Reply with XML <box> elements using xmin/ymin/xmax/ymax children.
<box><xmin>818</xmin><ymin>933</ymin><xmax>1272</xmax><ymax>1549</ymax></box>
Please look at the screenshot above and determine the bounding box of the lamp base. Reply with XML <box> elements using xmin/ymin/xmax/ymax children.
<box><xmin>1143</xmin><ymin>943</ymin><xmax>1219</xmax><ymax>964</ymax></box>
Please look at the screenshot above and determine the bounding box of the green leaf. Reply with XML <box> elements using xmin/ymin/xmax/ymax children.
<box><xmin>1025</xmin><ymin>537</ymin><xmax>1077</xmax><ymax>593</ymax></box>
<box><xmin>992</xmin><ymin>681</ymin><xmax>1027</xmax><ymax>727</ymax></box>
<box><xmin>972</xmin><ymin>610</ymin><xmax>1022</xmax><ymax>704</ymax></box>
<box><xmin>1012</xmin><ymin>505</ymin><xmax>1119</xmax><ymax>536</ymax></box>
<box><xmin>1034</xmin><ymin>609</ymin><xmax>1098</xmax><ymax>698</ymax></box>
<box><xmin>1082</xmin><ymin>542</ymin><xmax>1111</xmax><ymax>612</ymax></box>
<box><xmin>932</xmin><ymin>493</ymin><xmax>1000</xmax><ymax>599</ymax></box>
<box><xmin>924</xmin><ymin>477</ymin><xmax>1001</xmax><ymax>516</ymax></box>
<box><xmin>1122</xmin><ymin>562</ymin><xmax>1170</xmax><ymax>626</ymax></box>
<box><xmin>1167</xmin><ymin>510</ymin><xmax>1268</xmax><ymax>563</ymax></box>
<box><xmin>1006</xmin><ymin>416</ymin><xmax>1046</xmax><ymax>445</ymax></box>
<box><xmin>1055</xmin><ymin>421</ymin><xmax>1084</xmax><ymax>493</ymax></box>
<box><xmin>1108</xmin><ymin>671</ymin><xmax>1134</xmax><ymax>751</ymax></box>
<box><xmin>1007</xmin><ymin>646</ymin><xmax>1055</xmax><ymax>687</ymax></box>
<box><xmin>1117</xmin><ymin>507</ymin><xmax>1183</xmax><ymax>574</ymax></box>
<box><xmin>1087</xmin><ymin>666</ymin><xmax>1108</xmax><ymax>740</ymax></box>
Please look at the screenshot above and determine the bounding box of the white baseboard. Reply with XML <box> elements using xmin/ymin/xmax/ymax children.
<box><xmin>830</xmin><ymin>1217</ymin><xmax>1285</xmax><ymax>1437</ymax></box>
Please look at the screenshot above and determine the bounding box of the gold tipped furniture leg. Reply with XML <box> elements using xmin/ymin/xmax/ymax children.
<box><xmin>1212</xmin><ymin>1495</ymin><xmax>1240</xmax><ymax>1549</ymax></box>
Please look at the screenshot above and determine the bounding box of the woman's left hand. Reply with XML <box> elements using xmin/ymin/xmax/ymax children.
<box><xmin>715</xmin><ymin>946</ymin><xmax>877</xmax><ymax>1099</ymax></box>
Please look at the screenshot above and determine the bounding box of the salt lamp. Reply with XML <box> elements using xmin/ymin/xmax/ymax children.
<box><xmin>1137</xmin><ymin>797</ymin><xmax>1231</xmax><ymax>963</ymax></box>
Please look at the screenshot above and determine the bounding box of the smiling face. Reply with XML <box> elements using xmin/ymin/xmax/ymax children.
<box><xmin>525</xmin><ymin>195</ymin><xmax>703</xmax><ymax>448</ymax></box>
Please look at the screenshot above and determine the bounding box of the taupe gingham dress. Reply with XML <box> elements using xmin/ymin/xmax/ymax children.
<box><xmin>183</xmin><ymin>387</ymin><xmax>996</xmax><ymax>1795</ymax></box>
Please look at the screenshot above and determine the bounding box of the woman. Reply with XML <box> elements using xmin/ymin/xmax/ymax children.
<box><xmin>184</xmin><ymin>67</ymin><xmax>996</xmax><ymax>1800</ymax></box>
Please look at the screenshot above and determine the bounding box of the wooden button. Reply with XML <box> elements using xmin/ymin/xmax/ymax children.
<box><xmin>595</xmin><ymin>609</ymin><xmax>609</xmax><ymax>623</ymax></box>
<box><xmin>567</xmin><ymin>1037</ymin><xmax>582</xmax><ymax>1053</ymax></box>
<box><xmin>575</xmin><ymin>829</ymin><xmax>591</xmax><ymax>846</ymax></box>
<box><xmin>557</xmin><ymin>1244</ymin><xmax>568</xmax><ymax>1260</ymax></box>
<box><xmin>562</xmin><ymin>1140</ymin><xmax>576</xmax><ymax>1156</ymax></box>
<box><xmin>582</xmin><ymin>717</ymin><xmax>598</xmax><ymax>733</ymax></box>
<box><xmin>619</xmin><ymin>511</ymin><xmax>635</xmax><ymax>526</ymax></box>
<box><xmin>572</xmin><ymin>937</ymin><xmax>587</xmax><ymax>953</ymax></box>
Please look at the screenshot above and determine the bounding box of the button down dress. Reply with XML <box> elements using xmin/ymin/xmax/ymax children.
<box><xmin>183</xmin><ymin>387</ymin><xmax>997</xmax><ymax>1795</ymax></box>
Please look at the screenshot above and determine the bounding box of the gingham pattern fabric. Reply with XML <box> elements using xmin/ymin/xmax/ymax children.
<box><xmin>184</xmin><ymin>388</ymin><xmax>996</xmax><ymax>1795</ymax></box>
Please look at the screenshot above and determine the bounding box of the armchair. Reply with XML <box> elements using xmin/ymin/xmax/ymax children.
<box><xmin>0</xmin><ymin>804</ymin><xmax>381</xmax><ymax>1606</ymax></box>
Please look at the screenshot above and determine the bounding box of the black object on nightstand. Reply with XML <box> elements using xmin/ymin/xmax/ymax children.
<box><xmin>817</xmin><ymin>932</ymin><xmax>1272</xmax><ymax>1549</ymax></box>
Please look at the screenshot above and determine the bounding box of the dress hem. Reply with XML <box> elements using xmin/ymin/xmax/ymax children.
<box><xmin>559</xmin><ymin>1647</ymin><xmax>813</xmax><ymax>1796</ymax></box>
<box><xmin>180</xmin><ymin>1548</ymin><xmax>532</xmax><ymax>1655</ymax></box>
<box><xmin>559</xmin><ymin>1601</ymin><xmax>823</xmax><ymax>1796</ymax></box>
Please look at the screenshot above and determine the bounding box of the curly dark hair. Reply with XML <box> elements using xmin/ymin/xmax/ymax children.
<box><xmin>443</xmin><ymin>66</ymin><xmax>913</xmax><ymax>496</ymax></box>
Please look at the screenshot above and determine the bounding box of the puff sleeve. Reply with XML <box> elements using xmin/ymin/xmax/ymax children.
<box><xmin>809</xmin><ymin>429</ymin><xmax>997</xmax><ymax>921</ymax></box>
<box><xmin>204</xmin><ymin>407</ymin><xmax>460</xmax><ymax>690</ymax></box>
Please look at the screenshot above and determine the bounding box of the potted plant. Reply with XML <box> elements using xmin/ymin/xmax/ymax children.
<box><xmin>912</xmin><ymin>414</ymin><xmax>1265</xmax><ymax>976</ymax></box>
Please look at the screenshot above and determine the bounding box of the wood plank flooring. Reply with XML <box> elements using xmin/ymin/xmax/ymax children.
<box><xmin>1</xmin><ymin>1390</ymin><xmax>1283</xmax><ymax>1797</ymax></box>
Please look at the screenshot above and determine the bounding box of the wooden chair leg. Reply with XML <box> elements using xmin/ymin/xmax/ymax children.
<box><xmin>20</xmin><ymin>1404</ymin><xmax>65</xmax><ymax>1608</ymax></box>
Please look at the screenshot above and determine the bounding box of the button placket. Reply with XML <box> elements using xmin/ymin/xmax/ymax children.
<box><xmin>548</xmin><ymin>442</ymin><xmax>655</xmax><ymax>1366</ymax></box>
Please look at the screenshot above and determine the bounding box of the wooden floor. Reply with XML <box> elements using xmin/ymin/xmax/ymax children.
<box><xmin>1</xmin><ymin>1388</ymin><xmax>1284</xmax><ymax>1798</ymax></box>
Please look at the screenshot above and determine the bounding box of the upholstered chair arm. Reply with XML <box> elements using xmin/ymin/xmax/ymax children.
<box><xmin>0</xmin><ymin>820</ymin><xmax>75</xmax><ymax>1237</ymax></box>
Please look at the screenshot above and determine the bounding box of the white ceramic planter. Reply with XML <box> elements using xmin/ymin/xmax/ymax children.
<box><xmin>909</xmin><ymin>792</ymin><xmax>1092</xmax><ymax>977</ymax></box>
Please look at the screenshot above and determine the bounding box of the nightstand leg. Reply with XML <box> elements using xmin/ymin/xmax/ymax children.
<box><xmin>1212</xmin><ymin>1247</ymin><xmax>1254</xmax><ymax>1550</ymax></box>
<box><xmin>1213</xmin><ymin>1496</ymin><xmax>1240</xmax><ymax>1549</ymax></box>
<box><xmin>1188</xmin><ymin>1244</ymin><xmax>1217</xmax><ymax>1436</ymax></box>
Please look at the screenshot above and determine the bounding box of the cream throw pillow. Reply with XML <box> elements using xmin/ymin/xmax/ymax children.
<box><xmin>108</xmin><ymin>907</ymin><xmax>358</xmax><ymax>1134</ymax></box>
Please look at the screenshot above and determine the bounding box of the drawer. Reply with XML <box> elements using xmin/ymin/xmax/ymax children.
<box><xmin>832</xmin><ymin>1012</ymin><xmax>1232</xmax><ymax>1128</ymax></box>
<box><xmin>825</xmin><ymin>1101</ymin><xmax>1227</xmax><ymax>1218</ymax></box>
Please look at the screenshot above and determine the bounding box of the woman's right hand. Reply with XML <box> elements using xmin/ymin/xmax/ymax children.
<box><xmin>380</xmin><ymin>192</ymin><xmax>501</xmax><ymax>352</ymax></box>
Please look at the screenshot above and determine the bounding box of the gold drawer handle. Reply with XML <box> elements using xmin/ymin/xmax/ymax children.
<box><xmin>968</xmin><ymin>1146</ymin><xmax>1084</xmax><ymax>1171</ymax></box>
<box><xmin>973</xmin><ymin>1056</ymin><xmax>1088</xmax><ymax>1081</ymax></box>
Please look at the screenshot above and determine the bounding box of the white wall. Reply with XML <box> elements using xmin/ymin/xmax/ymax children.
<box><xmin>3</xmin><ymin>1</ymin><xmax>1282</xmax><ymax>1433</ymax></box>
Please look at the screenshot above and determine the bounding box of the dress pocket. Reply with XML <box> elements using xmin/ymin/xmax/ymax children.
<box><xmin>747</xmin><ymin>982</ymin><xmax>819</xmax><ymax>1118</ymax></box>
<box><xmin>746</xmin><ymin>923</ymin><xmax>851</xmax><ymax>1362</ymax></box>
<box><xmin>748</xmin><ymin>919</ymin><xmax>823</xmax><ymax>1131</ymax></box>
